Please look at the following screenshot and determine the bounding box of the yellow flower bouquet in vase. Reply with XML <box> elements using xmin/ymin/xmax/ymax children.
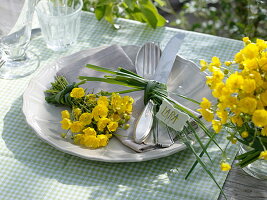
<box><xmin>199</xmin><ymin>37</ymin><xmax>267</xmax><ymax>179</ymax></box>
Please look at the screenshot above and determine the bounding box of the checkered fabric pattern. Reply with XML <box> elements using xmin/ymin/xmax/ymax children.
<box><xmin>0</xmin><ymin>12</ymin><xmax>243</xmax><ymax>200</ymax></box>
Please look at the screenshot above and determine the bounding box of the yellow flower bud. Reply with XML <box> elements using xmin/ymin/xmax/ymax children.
<box><xmin>220</xmin><ymin>162</ymin><xmax>231</xmax><ymax>171</ymax></box>
<box><xmin>259</xmin><ymin>151</ymin><xmax>267</xmax><ymax>160</ymax></box>
<box><xmin>241</xmin><ymin>131</ymin><xmax>249</xmax><ymax>138</ymax></box>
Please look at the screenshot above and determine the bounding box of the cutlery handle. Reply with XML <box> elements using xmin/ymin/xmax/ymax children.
<box><xmin>134</xmin><ymin>100</ymin><xmax>155</xmax><ymax>144</ymax></box>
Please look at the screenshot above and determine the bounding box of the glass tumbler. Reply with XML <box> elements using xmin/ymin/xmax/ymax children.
<box><xmin>0</xmin><ymin>0</ymin><xmax>39</xmax><ymax>79</ymax></box>
<box><xmin>36</xmin><ymin>0</ymin><xmax>83</xmax><ymax>51</ymax></box>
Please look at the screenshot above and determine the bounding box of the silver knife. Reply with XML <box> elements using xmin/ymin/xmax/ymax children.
<box><xmin>134</xmin><ymin>33</ymin><xmax>186</xmax><ymax>144</ymax></box>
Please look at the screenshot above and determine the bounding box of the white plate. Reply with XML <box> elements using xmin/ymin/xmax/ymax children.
<box><xmin>22</xmin><ymin>45</ymin><xmax>210</xmax><ymax>162</ymax></box>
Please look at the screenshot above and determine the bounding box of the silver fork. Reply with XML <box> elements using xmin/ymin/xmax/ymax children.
<box><xmin>134</xmin><ymin>42</ymin><xmax>161</xmax><ymax>144</ymax></box>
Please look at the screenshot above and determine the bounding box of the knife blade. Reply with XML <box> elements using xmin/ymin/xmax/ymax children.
<box><xmin>134</xmin><ymin>33</ymin><xmax>185</xmax><ymax>144</ymax></box>
<box><xmin>153</xmin><ymin>33</ymin><xmax>185</xmax><ymax>83</ymax></box>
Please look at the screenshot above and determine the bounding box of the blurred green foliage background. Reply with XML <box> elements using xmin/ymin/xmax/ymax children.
<box><xmin>82</xmin><ymin>0</ymin><xmax>267</xmax><ymax>40</ymax></box>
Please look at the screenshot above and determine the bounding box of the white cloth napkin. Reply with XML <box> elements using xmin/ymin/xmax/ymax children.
<box><xmin>57</xmin><ymin>45</ymin><xmax>157</xmax><ymax>152</ymax></box>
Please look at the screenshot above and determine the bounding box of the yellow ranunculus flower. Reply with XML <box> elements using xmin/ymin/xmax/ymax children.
<box><xmin>241</xmin><ymin>78</ymin><xmax>256</xmax><ymax>93</ymax></box>
<box><xmin>109</xmin><ymin>113</ymin><xmax>121</xmax><ymax>122</ymax></box>
<box><xmin>212</xmin><ymin>82</ymin><xmax>226</xmax><ymax>98</ymax></box>
<box><xmin>200</xmin><ymin>97</ymin><xmax>212</xmax><ymax>109</ymax></box>
<box><xmin>242</xmin><ymin>37</ymin><xmax>251</xmax><ymax>44</ymax></box>
<box><xmin>97</xmin><ymin>117</ymin><xmax>111</xmax><ymax>132</ymax></box>
<box><xmin>197</xmin><ymin>108</ymin><xmax>214</xmax><ymax>122</ymax></box>
<box><xmin>241</xmin><ymin>43</ymin><xmax>259</xmax><ymax>59</ymax></box>
<box><xmin>261</xmin><ymin>127</ymin><xmax>267</xmax><ymax>136</ymax></box>
<box><xmin>79</xmin><ymin>112</ymin><xmax>93</xmax><ymax>125</ymax></box>
<box><xmin>243</xmin><ymin>58</ymin><xmax>258</xmax><ymax>71</ymax></box>
<box><xmin>111</xmin><ymin>93</ymin><xmax>122</xmax><ymax>111</ymax></box>
<box><xmin>220</xmin><ymin>96</ymin><xmax>238</xmax><ymax>110</ymax></box>
<box><xmin>234</xmin><ymin>51</ymin><xmax>243</xmax><ymax>63</ymax></box>
<box><xmin>73</xmin><ymin>108</ymin><xmax>82</xmax><ymax>120</ymax></box>
<box><xmin>70</xmin><ymin>121</ymin><xmax>84</xmax><ymax>133</ymax></box>
<box><xmin>252</xmin><ymin>110</ymin><xmax>267</xmax><ymax>127</ymax></box>
<box><xmin>70</xmin><ymin>87</ymin><xmax>85</xmax><ymax>98</ymax></box>
<box><xmin>200</xmin><ymin>59</ymin><xmax>208</xmax><ymax>71</ymax></box>
<box><xmin>226</xmin><ymin>72</ymin><xmax>244</xmax><ymax>92</ymax></box>
<box><xmin>83</xmin><ymin>135</ymin><xmax>100</xmax><ymax>148</ymax></box>
<box><xmin>213</xmin><ymin>68</ymin><xmax>224</xmax><ymax>81</ymax></box>
<box><xmin>259</xmin><ymin>151</ymin><xmax>267</xmax><ymax>160</ymax></box>
<box><xmin>260</xmin><ymin>90</ymin><xmax>267</xmax><ymax>106</ymax></box>
<box><xmin>107</xmin><ymin>121</ymin><xmax>119</xmax><ymax>132</ymax></box>
<box><xmin>249</xmin><ymin>71</ymin><xmax>263</xmax><ymax>87</ymax></box>
<box><xmin>123</xmin><ymin>96</ymin><xmax>134</xmax><ymax>104</ymax></box>
<box><xmin>83</xmin><ymin>127</ymin><xmax>96</xmax><ymax>136</ymax></box>
<box><xmin>212</xmin><ymin>120</ymin><xmax>222</xmax><ymax>133</ymax></box>
<box><xmin>61</xmin><ymin>110</ymin><xmax>70</xmax><ymax>119</ymax></box>
<box><xmin>92</xmin><ymin>105</ymin><xmax>108</xmax><ymax>121</ymax></box>
<box><xmin>97</xmin><ymin>134</ymin><xmax>109</xmax><ymax>147</ymax></box>
<box><xmin>220</xmin><ymin>162</ymin><xmax>231</xmax><ymax>171</ymax></box>
<box><xmin>97</xmin><ymin>96</ymin><xmax>109</xmax><ymax>106</ymax></box>
<box><xmin>216</xmin><ymin>109</ymin><xmax>228</xmax><ymax>124</ymax></box>
<box><xmin>256</xmin><ymin>39</ymin><xmax>267</xmax><ymax>51</ymax></box>
<box><xmin>238</xmin><ymin>97</ymin><xmax>257</xmax><ymax>114</ymax></box>
<box><xmin>259</xmin><ymin>57</ymin><xmax>267</xmax><ymax>72</ymax></box>
<box><xmin>211</xmin><ymin>56</ymin><xmax>221</xmax><ymax>67</ymax></box>
<box><xmin>125</xmin><ymin>103</ymin><xmax>133</xmax><ymax>113</ymax></box>
<box><xmin>60</xmin><ymin>118</ymin><xmax>72</xmax><ymax>130</ymax></box>
<box><xmin>231</xmin><ymin>115</ymin><xmax>243</xmax><ymax>127</ymax></box>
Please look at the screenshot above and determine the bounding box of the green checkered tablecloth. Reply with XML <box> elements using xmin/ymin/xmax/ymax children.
<box><xmin>0</xmin><ymin>11</ymin><xmax>243</xmax><ymax>200</ymax></box>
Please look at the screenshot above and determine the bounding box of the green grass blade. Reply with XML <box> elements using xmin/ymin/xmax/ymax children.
<box><xmin>118</xmin><ymin>67</ymin><xmax>143</xmax><ymax>78</ymax></box>
<box><xmin>237</xmin><ymin>151</ymin><xmax>261</xmax><ymax>167</ymax></box>
<box><xmin>103</xmin><ymin>88</ymin><xmax>144</xmax><ymax>95</ymax></box>
<box><xmin>169</xmin><ymin>92</ymin><xmax>201</xmax><ymax>105</ymax></box>
<box><xmin>185</xmin><ymin>132</ymin><xmax>216</xmax><ymax>179</ymax></box>
<box><xmin>182</xmin><ymin>133</ymin><xmax>227</xmax><ymax>200</ymax></box>
<box><xmin>167</xmin><ymin>96</ymin><xmax>223</xmax><ymax>152</ymax></box>
<box><xmin>186</xmin><ymin>121</ymin><xmax>213</xmax><ymax>163</ymax></box>
<box><xmin>85</xmin><ymin>64</ymin><xmax>116</xmax><ymax>74</ymax></box>
<box><xmin>236</xmin><ymin>149</ymin><xmax>257</xmax><ymax>160</ymax></box>
<box><xmin>79</xmin><ymin>76</ymin><xmax>141</xmax><ymax>88</ymax></box>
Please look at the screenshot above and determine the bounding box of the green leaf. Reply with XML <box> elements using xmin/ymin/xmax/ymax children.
<box><xmin>140</xmin><ymin>7</ymin><xmax>158</xmax><ymax>28</ymax></box>
<box><xmin>154</xmin><ymin>0</ymin><xmax>166</xmax><ymax>7</ymax></box>
<box><xmin>124</xmin><ymin>0</ymin><xmax>135</xmax><ymax>10</ymax></box>
<box><xmin>104</xmin><ymin>3</ymin><xmax>114</xmax><ymax>24</ymax></box>
<box><xmin>140</xmin><ymin>0</ymin><xmax>166</xmax><ymax>28</ymax></box>
<box><xmin>95</xmin><ymin>6</ymin><xmax>106</xmax><ymax>20</ymax></box>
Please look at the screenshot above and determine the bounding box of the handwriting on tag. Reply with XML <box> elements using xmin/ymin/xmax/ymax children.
<box><xmin>155</xmin><ymin>99</ymin><xmax>189</xmax><ymax>131</ymax></box>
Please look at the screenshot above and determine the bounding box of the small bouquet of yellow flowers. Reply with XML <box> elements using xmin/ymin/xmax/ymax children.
<box><xmin>45</xmin><ymin>76</ymin><xmax>134</xmax><ymax>149</ymax></box>
<box><xmin>199</xmin><ymin>37</ymin><xmax>267</xmax><ymax>169</ymax></box>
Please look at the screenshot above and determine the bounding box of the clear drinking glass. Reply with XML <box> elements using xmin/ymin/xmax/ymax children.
<box><xmin>36</xmin><ymin>0</ymin><xmax>83</xmax><ymax>51</ymax></box>
<box><xmin>0</xmin><ymin>0</ymin><xmax>39</xmax><ymax>79</ymax></box>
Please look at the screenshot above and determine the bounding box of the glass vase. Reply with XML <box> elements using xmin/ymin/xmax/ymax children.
<box><xmin>239</xmin><ymin>143</ymin><xmax>267</xmax><ymax>180</ymax></box>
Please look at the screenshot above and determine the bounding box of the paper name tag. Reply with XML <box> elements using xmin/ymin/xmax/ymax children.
<box><xmin>155</xmin><ymin>99</ymin><xmax>189</xmax><ymax>131</ymax></box>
